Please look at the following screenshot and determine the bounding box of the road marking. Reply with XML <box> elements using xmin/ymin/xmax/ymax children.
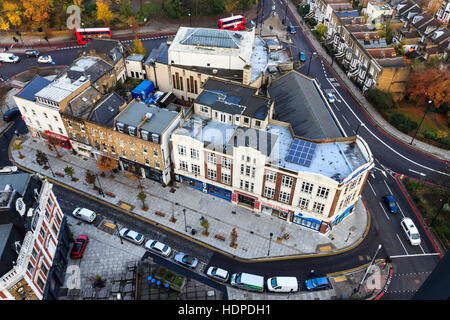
<box><xmin>384</xmin><ymin>180</ymin><xmax>393</xmax><ymax>195</ymax></box>
<box><xmin>342</xmin><ymin>115</ymin><xmax>350</xmax><ymax>126</ymax></box>
<box><xmin>378</xmin><ymin>202</ymin><xmax>390</xmax><ymax>220</ymax></box>
<box><xmin>396</xmin><ymin>233</ymin><xmax>409</xmax><ymax>255</ymax></box>
<box><xmin>408</xmin><ymin>169</ymin><xmax>426</xmax><ymax>177</ymax></box>
<box><xmin>325</xmin><ymin>78</ymin><xmax>450</xmax><ymax>178</ymax></box>
<box><xmin>397</xmin><ymin>204</ymin><xmax>406</xmax><ymax>218</ymax></box>
<box><xmin>389</xmin><ymin>253</ymin><xmax>441</xmax><ymax>259</ymax></box>
<box><xmin>367</xmin><ymin>180</ymin><xmax>376</xmax><ymax>196</ymax></box>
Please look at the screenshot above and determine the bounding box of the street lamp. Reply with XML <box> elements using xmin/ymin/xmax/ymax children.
<box><xmin>95</xmin><ymin>173</ymin><xmax>105</xmax><ymax>197</ymax></box>
<box><xmin>355</xmin><ymin>123</ymin><xmax>365</xmax><ymax>135</ymax></box>
<box><xmin>188</xmin><ymin>12</ymin><xmax>191</xmax><ymax>28</ymax></box>
<box><xmin>183</xmin><ymin>208</ymin><xmax>187</xmax><ymax>233</ymax></box>
<box><xmin>355</xmin><ymin>244</ymin><xmax>382</xmax><ymax>294</ymax></box>
<box><xmin>410</xmin><ymin>100</ymin><xmax>432</xmax><ymax>145</ymax></box>
<box><xmin>307</xmin><ymin>52</ymin><xmax>317</xmax><ymax>76</ymax></box>
<box><xmin>267</xmin><ymin>232</ymin><xmax>273</xmax><ymax>256</ymax></box>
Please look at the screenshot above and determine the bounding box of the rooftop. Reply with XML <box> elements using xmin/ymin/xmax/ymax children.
<box><xmin>268</xmin><ymin>71</ymin><xmax>343</xmax><ymax>140</ymax></box>
<box><xmin>35</xmin><ymin>74</ymin><xmax>89</xmax><ymax>103</ymax></box>
<box><xmin>126</xmin><ymin>54</ymin><xmax>145</xmax><ymax>62</ymax></box>
<box><xmin>67</xmin><ymin>56</ymin><xmax>113</xmax><ymax>84</ymax></box>
<box><xmin>64</xmin><ymin>86</ymin><xmax>103</xmax><ymax>119</ymax></box>
<box><xmin>86</xmin><ymin>38</ymin><xmax>126</xmax><ymax>64</ymax></box>
<box><xmin>15</xmin><ymin>76</ymin><xmax>52</xmax><ymax>102</ymax></box>
<box><xmin>88</xmin><ymin>91</ymin><xmax>126</xmax><ymax>128</ymax></box>
<box><xmin>196</xmin><ymin>78</ymin><xmax>272</xmax><ymax>120</ymax></box>
<box><xmin>116</xmin><ymin>100</ymin><xmax>180</xmax><ymax>135</ymax></box>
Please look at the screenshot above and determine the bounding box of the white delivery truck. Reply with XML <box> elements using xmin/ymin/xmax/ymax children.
<box><xmin>230</xmin><ymin>272</ymin><xmax>264</xmax><ymax>292</ymax></box>
<box><xmin>0</xmin><ymin>52</ymin><xmax>20</xmax><ymax>63</ymax></box>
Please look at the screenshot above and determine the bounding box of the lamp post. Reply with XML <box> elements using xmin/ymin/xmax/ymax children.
<box><xmin>188</xmin><ymin>12</ymin><xmax>191</xmax><ymax>27</ymax></box>
<box><xmin>183</xmin><ymin>208</ymin><xmax>187</xmax><ymax>233</ymax></box>
<box><xmin>410</xmin><ymin>100</ymin><xmax>432</xmax><ymax>145</ymax></box>
<box><xmin>47</xmin><ymin>159</ymin><xmax>55</xmax><ymax>178</ymax></box>
<box><xmin>355</xmin><ymin>244</ymin><xmax>382</xmax><ymax>294</ymax></box>
<box><xmin>267</xmin><ymin>232</ymin><xmax>273</xmax><ymax>256</ymax></box>
<box><xmin>355</xmin><ymin>123</ymin><xmax>365</xmax><ymax>135</ymax></box>
<box><xmin>95</xmin><ymin>174</ymin><xmax>105</xmax><ymax>197</ymax></box>
<box><xmin>307</xmin><ymin>52</ymin><xmax>317</xmax><ymax>76</ymax></box>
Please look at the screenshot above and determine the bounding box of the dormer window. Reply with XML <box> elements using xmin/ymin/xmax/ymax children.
<box><xmin>128</xmin><ymin>126</ymin><xmax>136</xmax><ymax>136</ymax></box>
<box><xmin>141</xmin><ymin>130</ymin><xmax>149</xmax><ymax>140</ymax></box>
<box><xmin>117</xmin><ymin>122</ymin><xmax>124</xmax><ymax>132</ymax></box>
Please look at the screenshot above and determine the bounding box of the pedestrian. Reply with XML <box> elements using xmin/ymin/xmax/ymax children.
<box><xmin>309</xmin><ymin>269</ymin><xmax>315</xmax><ymax>277</ymax></box>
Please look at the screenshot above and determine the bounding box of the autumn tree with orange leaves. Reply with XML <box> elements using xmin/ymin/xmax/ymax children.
<box><xmin>406</xmin><ymin>63</ymin><xmax>450</xmax><ymax>109</ymax></box>
<box><xmin>22</xmin><ymin>0</ymin><xmax>54</xmax><ymax>28</ymax></box>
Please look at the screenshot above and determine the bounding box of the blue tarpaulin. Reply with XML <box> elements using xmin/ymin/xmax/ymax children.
<box><xmin>131</xmin><ymin>80</ymin><xmax>154</xmax><ymax>101</ymax></box>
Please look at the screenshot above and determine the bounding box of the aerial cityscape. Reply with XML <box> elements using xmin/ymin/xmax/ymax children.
<box><xmin>0</xmin><ymin>0</ymin><xmax>449</xmax><ymax>308</ymax></box>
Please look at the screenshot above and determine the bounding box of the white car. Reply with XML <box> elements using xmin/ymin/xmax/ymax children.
<box><xmin>206</xmin><ymin>266</ymin><xmax>229</xmax><ymax>282</ymax></box>
<box><xmin>400</xmin><ymin>217</ymin><xmax>421</xmax><ymax>246</ymax></box>
<box><xmin>37</xmin><ymin>55</ymin><xmax>53</xmax><ymax>64</ymax></box>
<box><xmin>327</xmin><ymin>92</ymin><xmax>336</xmax><ymax>103</ymax></box>
<box><xmin>144</xmin><ymin>239</ymin><xmax>172</xmax><ymax>257</ymax></box>
<box><xmin>0</xmin><ymin>166</ymin><xmax>18</xmax><ymax>174</ymax></box>
<box><xmin>72</xmin><ymin>207</ymin><xmax>96</xmax><ymax>223</ymax></box>
<box><xmin>119</xmin><ymin>227</ymin><xmax>144</xmax><ymax>245</ymax></box>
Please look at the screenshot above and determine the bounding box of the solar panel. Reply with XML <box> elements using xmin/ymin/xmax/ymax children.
<box><xmin>285</xmin><ymin>139</ymin><xmax>317</xmax><ymax>167</ymax></box>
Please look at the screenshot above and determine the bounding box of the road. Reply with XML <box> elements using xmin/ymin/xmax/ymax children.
<box><xmin>0</xmin><ymin>7</ymin><xmax>447</xmax><ymax>299</ymax></box>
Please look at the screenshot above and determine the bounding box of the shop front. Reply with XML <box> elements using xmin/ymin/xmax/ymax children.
<box><xmin>330</xmin><ymin>202</ymin><xmax>355</xmax><ymax>228</ymax></box>
<box><xmin>292</xmin><ymin>213</ymin><xmax>322</xmax><ymax>231</ymax></box>
<box><xmin>120</xmin><ymin>158</ymin><xmax>163</xmax><ymax>183</ymax></box>
<box><xmin>232</xmin><ymin>192</ymin><xmax>260</xmax><ymax>210</ymax></box>
<box><xmin>177</xmin><ymin>175</ymin><xmax>232</xmax><ymax>201</ymax></box>
<box><xmin>261</xmin><ymin>201</ymin><xmax>291</xmax><ymax>221</ymax></box>
<box><xmin>206</xmin><ymin>184</ymin><xmax>232</xmax><ymax>201</ymax></box>
<box><xmin>44</xmin><ymin>131</ymin><xmax>72</xmax><ymax>150</ymax></box>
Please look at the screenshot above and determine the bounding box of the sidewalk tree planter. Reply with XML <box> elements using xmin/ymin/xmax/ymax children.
<box><xmin>64</xmin><ymin>166</ymin><xmax>75</xmax><ymax>180</ymax></box>
<box><xmin>230</xmin><ymin>227</ymin><xmax>238</xmax><ymax>248</ymax></box>
<box><xmin>85</xmin><ymin>170</ymin><xmax>97</xmax><ymax>189</ymax></box>
<box><xmin>35</xmin><ymin>150</ymin><xmax>48</xmax><ymax>167</ymax></box>
<box><xmin>137</xmin><ymin>191</ymin><xmax>147</xmax><ymax>210</ymax></box>
<box><xmin>200</xmin><ymin>217</ymin><xmax>210</xmax><ymax>236</ymax></box>
<box><xmin>96</xmin><ymin>153</ymin><xmax>118</xmax><ymax>175</ymax></box>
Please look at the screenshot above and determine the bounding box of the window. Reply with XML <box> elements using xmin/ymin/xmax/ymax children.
<box><xmin>245</xmin><ymin>165</ymin><xmax>251</xmax><ymax>177</ymax></box>
<box><xmin>221</xmin><ymin>157</ymin><xmax>231</xmax><ymax>169</ymax></box>
<box><xmin>301</xmin><ymin>181</ymin><xmax>314</xmax><ymax>194</ymax></box>
<box><xmin>128</xmin><ymin>126</ymin><xmax>136</xmax><ymax>136</ymax></box>
<box><xmin>43</xmin><ymin>112</ymin><xmax>48</xmax><ymax>119</ymax></box>
<box><xmin>264</xmin><ymin>186</ymin><xmax>275</xmax><ymax>199</ymax></box>
<box><xmin>141</xmin><ymin>130</ymin><xmax>148</xmax><ymax>140</ymax></box>
<box><xmin>153</xmin><ymin>150</ymin><xmax>158</xmax><ymax>157</ymax></box>
<box><xmin>122</xmin><ymin>151</ymin><xmax>126</xmax><ymax>157</ymax></box>
<box><xmin>178</xmin><ymin>145</ymin><xmax>186</xmax><ymax>156</ymax></box>
<box><xmin>80</xmin><ymin>124</ymin><xmax>85</xmax><ymax>132</ymax></box>
<box><xmin>255</xmin><ymin>120</ymin><xmax>261</xmax><ymax>127</ymax></box>
<box><xmin>266</xmin><ymin>171</ymin><xmax>277</xmax><ymax>183</ymax></box>
<box><xmin>90</xmin><ymin>129</ymin><xmax>96</xmax><ymax>137</ymax></box>
<box><xmin>145</xmin><ymin>158</ymin><xmax>149</xmax><ymax>165</ymax></box>
<box><xmin>27</xmin><ymin>262</ymin><xmax>35</xmax><ymax>274</ymax></box>
<box><xmin>298</xmin><ymin>198</ymin><xmax>309</xmax><ymax>210</ymax></box>
<box><xmin>317</xmin><ymin>186</ymin><xmax>330</xmax><ymax>199</ymax></box>
<box><xmin>221</xmin><ymin>173</ymin><xmax>231</xmax><ymax>185</ymax></box>
<box><xmin>312</xmin><ymin>202</ymin><xmax>325</xmax><ymax>214</ymax></box>
<box><xmin>243</xmin><ymin>117</ymin><xmax>250</xmax><ymax>124</ymax></box>
<box><xmin>142</xmin><ymin>146</ymin><xmax>147</xmax><ymax>154</ymax></box>
<box><xmin>99</xmin><ymin>131</ymin><xmax>104</xmax><ymax>140</ymax></box>
<box><xmin>282</xmin><ymin>176</ymin><xmax>294</xmax><ymax>188</ymax></box>
<box><xmin>129</xmin><ymin>142</ymin><xmax>135</xmax><ymax>151</ymax></box>
<box><xmin>207</xmin><ymin>169</ymin><xmax>217</xmax><ymax>180</ymax></box>
<box><xmin>48</xmin><ymin>124</ymin><xmax>53</xmax><ymax>131</ymax></box>
<box><xmin>36</xmin><ymin>277</ymin><xmax>45</xmax><ymax>291</ymax></box>
<box><xmin>207</xmin><ymin>152</ymin><xmax>216</xmax><ymax>165</ymax></box>
<box><xmin>179</xmin><ymin>160</ymin><xmax>188</xmax><ymax>171</ymax></box>
<box><xmin>191</xmin><ymin>148</ymin><xmax>199</xmax><ymax>160</ymax></box>
<box><xmin>67</xmin><ymin>120</ymin><xmax>72</xmax><ymax>128</ymax></box>
<box><xmin>31</xmin><ymin>248</ymin><xmax>38</xmax><ymax>260</ymax></box>
<box><xmin>39</xmin><ymin>227</ymin><xmax>45</xmax><ymax>239</ymax></box>
<box><xmin>45</xmin><ymin>208</ymin><xmax>50</xmax><ymax>220</ymax></box>
<box><xmin>111</xmin><ymin>146</ymin><xmax>115</xmax><ymax>153</ymax></box>
<box><xmin>200</xmin><ymin>106</ymin><xmax>209</xmax><ymax>113</ymax></box>
<box><xmin>278</xmin><ymin>191</ymin><xmax>290</xmax><ymax>203</ymax></box>
<box><xmin>41</xmin><ymin>261</ymin><xmax>49</xmax><ymax>276</ymax></box>
<box><xmin>240</xmin><ymin>164</ymin><xmax>245</xmax><ymax>175</ymax></box>
<box><xmin>191</xmin><ymin>164</ymin><xmax>201</xmax><ymax>175</ymax></box>
<box><xmin>58</xmin><ymin>127</ymin><xmax>63</xmax><ymax>134</ymax></box>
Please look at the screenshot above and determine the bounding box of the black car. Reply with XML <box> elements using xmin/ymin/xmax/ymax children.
<box><xmin>25</xmin><ymin>49</ymin><xmax>39</xmax><ymax>57</ymax></box>
<box><xmin>3</xmin><ymin>107</ymin><xmax>21</xmax><ymax>122</ymax></box>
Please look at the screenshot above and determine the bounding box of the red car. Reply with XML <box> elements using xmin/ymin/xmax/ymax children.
<box><xmin>70</xmin><ymin>235</ymin><xmax>88</xmax><ymax>259</ymax></box>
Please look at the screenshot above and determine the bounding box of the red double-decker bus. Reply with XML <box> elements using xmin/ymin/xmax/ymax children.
<box><xmin>217</xmin><ymin>15</ymin><xmax>246</xmax><ymax>31</ymax></box>
<box><xmin>75</xmin><ymin>27</ymin><xmax>112</xmax><ymax>45</ymax></box>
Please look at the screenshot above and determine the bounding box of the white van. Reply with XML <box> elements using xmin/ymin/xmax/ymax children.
<box><xmin>400</xmin><ymin>217</ymin><xmax>421</xmax><ymax>246</ymax></box>
<box><xmin>230</xmin><ymin>272</ymin><xmax>264</xmax><ymax>292</ymax></box>
<box><xmin>72</xmin><ymin>207</ymin><xmax>96</xmax><ymax>223</ymax></box>
<box><xmin>267</xmin><ymin>276</ymin><xmax>299</xmax><ymax>293</ymax></box>
<box><xmin>0</xmin><ymin>52</ymin><xmax>20</xmax><ymax>63</ymax></box>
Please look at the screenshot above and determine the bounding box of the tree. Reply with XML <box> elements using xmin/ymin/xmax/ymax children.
<box><xmin>394</xmin><ymin>42</ymin><xmax>405</xmax><ymax>56</ymax></box>
<box><xmin>96</xmin><ymin>153</ymin><xmax>118</xmax><ymax>174</ymax></box>
<box><xmin>137</xmin><ymin>190</ymin><xmax>147</xmax><ymax>210</ymax></box>
<box><xmin>3</xmin><ymin>1</ymin><xmax>22</xmax><ymax>27</ymax></box>
<box><xmin>230</xmin><ymin>227</ymin><xmax>238</xmax><ymax>248</ymax></box>
<box><xmin>200</xmin><ymin>217</ymin><xmax>210</xmax><ymax>236</ymax></box>
<box><xmin>315</xmin><ymin>24</ymin><xmax>328</xmax><ymax>38</ymax></box>
<box><xmin>0</xmin><ymin>17</ymin><xmax>10</xmax><ymax>30</ymax></box>
<box><xmin>120</xmin><ymin>0</ymin><xmax>133</xmax><ymax>18</ymax></box>
<box><xmin>384</xmin><ymin>23</ymin><xmax>394</xmax><ymax>44</ymax></box>
<box><xmin>36</xmin><ymin>150</ymin><xmax>48</xmax><ymax>166</ymax></box>
<box><xmin>210</xmin><ymin>0</ymin><xmax>225</xmax><ymax>14</ymax></box>
<box><xmin>22</xmin><ymin>0</ymin><xmax>54</xmax><ymax>28</ymax></box>
<box><xmin>407</xmin><ymin>65</ymin><xmax>450</xmax><ymax>109</ymax></box>
<box><xmin>64</xmin><ymin>166</ymin><xmax>75</xmax><ymax>179</ymax></box>
<box><xmin>132</xmin><ymin>36</ymin><xmax>146</xmax><ymax>55</ymax></box>
<box><xmin>85</xmin><ymin>170</ymin><xmax>97</xmax><ymax>188</ymax></box>
<box><xmin>96</xmin><ymin>0</ymin><xmax>114</xmax><ymax>26</ymax></box>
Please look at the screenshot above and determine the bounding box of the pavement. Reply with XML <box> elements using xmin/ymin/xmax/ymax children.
<box><xmin>284</xmin><ymin>1</ymin><xmax>450</xmax><ymax>162</ymax></box>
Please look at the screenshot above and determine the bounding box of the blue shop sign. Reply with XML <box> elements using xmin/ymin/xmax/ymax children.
<box><xmin>293</xmin><ymin>213</ymin><xmax>322</xmax><ymax>231</ymax></box>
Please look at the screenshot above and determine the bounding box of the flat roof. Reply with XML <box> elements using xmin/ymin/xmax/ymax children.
<box><xmin>15</xmin><ymin>75</ymin><xmax>52</xmax><ymax>102</ymax></box>
<box><xmin>35</xmin><ymin>74</ymin><xmax>89</xmax><ymax>103</ymax></box>
<box><xmin>116</xmin><ymin>101</ymin><xmax>179</xmax><ymax>135</ymax></box>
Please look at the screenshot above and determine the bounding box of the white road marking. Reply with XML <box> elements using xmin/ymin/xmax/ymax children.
<box><xmin>408</xmin><ymin>169</ymin><xmax>426</xmax><ymax>177</ymax></box>
<box><xmin>397</xmin><ymin>204</ymin><xmax>406</xmax><ymax>218</ymax></box>
<box><xmin>368</xmin><ymin>180</ymin><xmax>377</xmax><ymax>196</ymax></box>
<box><xmin>342</xmin><ymin>115</ymin><xmax>350</xmax><ymax>126</ymax></box>
<box><xmin>378</xmin><ymin>202</ymin><xmax>390</xmax><ymax>220</ymax></box>
<box><xmin>325</xmin><ymin>78</ymin><xmax>450</xmax><ymax>177</ymax></box>
<box><xmin>384</xmin><ymin>180</ymin><xmax>393</xmax><ymax>195</ymax></box>
<box><xmin>396</xmin><ymin>233</ymin><xmax>409</xmax><ymax>255</ymax></box>
<box><xmin>389</xmin><ymin>253</ymin><xmax>440</xmax><ymax>259</ymax></box>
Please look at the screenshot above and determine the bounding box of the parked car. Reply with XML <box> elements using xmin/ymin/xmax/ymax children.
<box><xmin>327</xmin><ymin>92</ymin><xmax>336</xmax><ymax>103</ymax></box>
<box><xmin>299</xmin><ymin>51</ymin><xmax>306</xmax><ymax>62</ymax></box>
<box><xmin>305</xmin><ymin>276</ymin><xmax>331</xmax><ymax>291</ymax></box>
<box><xmin>37</xmin><ymin>55</ymin><xmax>52</xmax><ymax>64</ymax></box>
<box><xmin>118</xmin><ymin>227</ymin><xmax>144</xmax><ymax>245</ymax></box>
<box><xmin>144</xmin><ymin>239</ymin><xmax>172</xmax><ymax>257</ymax></box>
<box><xmin>72</xmin><ymin>207</ymin><xmax>96</xmax><ymax>223</ymax></box>
<box><xmin>174</xmin><ymin>252</ymin><xmax>198</xmax><ymax>268</ymax></box>
<box><xmin>400</xmin><ymin>217</ymin><xmax>421</xmax><ymax>246</ymax></box>
<box><xmin>0</xmin><ymin>52</ymin><xmax>19</xmax><ymax>63</ymax></box>
<box><xmin>25</xmin><ymin>49</ymin><xmax>40</xmax><ymax>57</ymax></box>
<box><xmin>267</xmin><ymin>276</ymin><xmax>299</xmax><ymax>293</ymax></box>
<box><xmin>0</xmin><ymin>166</ymin><xmax>18</xmax><ymax>174</ymax></box>
<box><xmin>206</xmin><ymin>266</ymin><xmax>229</xmax><ymax>282</ymax></box>
<box><xmin>70</xmin><ymin>235</ymin><xmax>88</xmax><ymax>259</ymax></box>
<box><xmin>383</xmin><ymin>195</ymin><xmax>399</xmax><ymax>214</ymax></box>
<box><xmin>3</xmin><ymin>107</ymin><xmax>20</xmax><ymax>122</ymax></box>
<box><xmin>288</xmin><ymin>25</ymin><xmax>296</xmax><ymax>34</ymax></box>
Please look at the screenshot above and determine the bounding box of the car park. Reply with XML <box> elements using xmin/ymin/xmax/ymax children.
<box><xmin>174</xmin><ymin>252</ymin><xmax>198</xmax><ymax>268</ymax></box>
<box><xmin>305</xmin><ymin>276</ymin><xmax>331</xmax><ymax>291</ymax></box>
<box><xmin>72</xmin><ymin>207</ymin><xmax>96</xmax><ymax>223</ymax></box>
<box><xmin>25</xmin><ymin>50</ymin><xmax>40</xmax><ymax>57</ymax></box>
<box><xmin>400</xmin><ymin>217</ymin><xmax>421</xmax><ymax>246</ymax></box>
<box><xmin>288</xmin><ymin>26</ymin><xmax>296</xmax><ymax>34</ymax></box>
<box><xmin>299</xmin><ymin>51</ymin><xmax>306</xmax><ymax>62</ymax></box>
<box><xmin>0</xmin><ymin>166</ymin><xmax>18</xmax><ymax>174</ymax></box>
<box><xmin>206</xmin><ymin>266</ymin><xmax>229</xmax><ymax>282</ymax></box>
<box><xmin>383</xmin><ymin>195</ymin><xmax>399</xmax><ymax>214</ymax></box>
<box><xmin>37</xmin><ymin>55</ymin><xmax>52</xmax><ymax>64</ymax></box>
<box><xmin>230</xmin><ymin>272</ymin><xmax>264</xmax><ymax>292</ymax></box>
<box><xmin>3</xmin><ymin>107</ymin><xmax>21</xmax><ymax>122</ymax></box>
<box><xmin>70</xmin><ymin>235</ymin><xmax>88</xmax><ymax>259</ymax></box>
<box><xmin>267</xmin><ymin>276</ymin><xmax>298</xmax><ymax>293</ymax></box>
<box><xmin>119</xmin><ymin>227</ymin><xmax>145</xmax><ymax>245</ymax></box>
<box><xmin>144</xmin><ymin>239</ymin><xmax>172</xmax><ymax>257</ymax></box>
<box><xmin>327</xmin><ymin>92</ymin><xmax>336</xmax><ymax>103</ymax></box>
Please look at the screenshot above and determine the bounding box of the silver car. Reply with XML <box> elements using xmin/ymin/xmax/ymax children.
<box><xmin>174</xmin><ymin>252</ymin><xmax>198</xmax><ymax>268</ymax></box>
<box><xmin>119</xmin><ymin>227</ymin><xmax>144</xmax><ymax>245</ymax></box>
<box><xmin>144</xmin><ymin>240</ymin><xmax>172</xmax><ymax>257</ymax></box>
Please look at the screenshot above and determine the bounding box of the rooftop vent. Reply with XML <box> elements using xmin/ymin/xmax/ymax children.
<box><xmin>144</xmin><ymin>112</ymin><xmax>153</xmax><ymax>121</ymax></box>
